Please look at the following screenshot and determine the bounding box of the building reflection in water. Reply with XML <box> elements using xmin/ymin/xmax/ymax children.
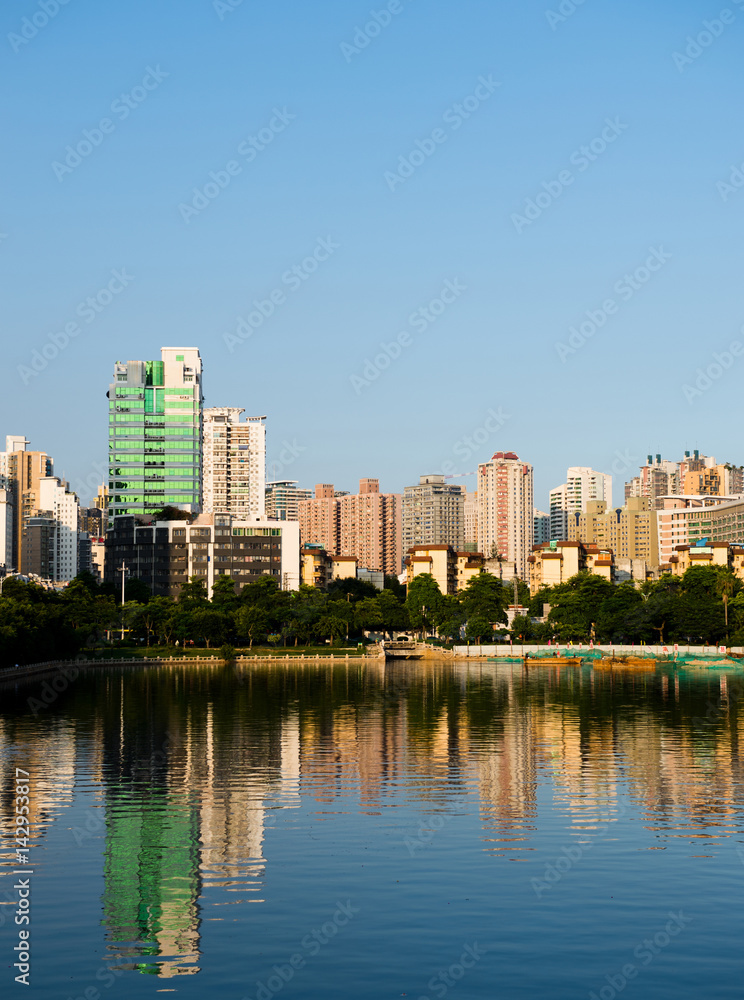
<box><xmin>2</xmin><ymin>661</ymin><xmax>744</xmax><ymax>976</ymax></box>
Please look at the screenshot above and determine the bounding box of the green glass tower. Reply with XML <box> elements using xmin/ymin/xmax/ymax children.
<box><xmin>108</xmin><ymin>348</ymin><xmax>203</xmax><ymax>520</ymax></box>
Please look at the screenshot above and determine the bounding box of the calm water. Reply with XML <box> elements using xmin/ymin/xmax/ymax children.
<box><xmin>1</xmin><ymin>660</ymin><xmax>743</xmax><ymax>999</ymax></box>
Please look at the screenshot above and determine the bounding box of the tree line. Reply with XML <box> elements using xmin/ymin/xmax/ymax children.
<box><xmin>523</xmin><ymin>565</ymin><xmax>743</xmax><ymax>646</ymax></box>
<box><xmin>2</xmin><ymin>563</ymin><xmax>739</xmax><ymax>668</ymax></box>
<box><xmin>0</xmin><ymin>570</ymin><xmax>513</xmax><ymax>667</ymax></box>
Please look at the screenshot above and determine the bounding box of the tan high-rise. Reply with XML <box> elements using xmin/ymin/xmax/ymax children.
<box><xmin>477</xmin><ymin>452</ymin><xmax>534</xmax><ymax>580</ymax></box>
<box><xmin>299</xmin><ymin>479</ymin><xmax>402</xmax><ymax>577</ymax></box>
<box><xmin>568</xmin><ymin>497</ymin><xmax>659</xmax><ymax>566</ymax></box>
<box><xmin>0</xmin><ymin>437</ymin><xmax>54</xmax><ymax>573</ymax></box>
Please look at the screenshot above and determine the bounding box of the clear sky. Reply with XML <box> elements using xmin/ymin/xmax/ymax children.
<box><xmin>3</xmin><ymin>0</ymin><xmax>743</xmax><ymax>507</ymax></box>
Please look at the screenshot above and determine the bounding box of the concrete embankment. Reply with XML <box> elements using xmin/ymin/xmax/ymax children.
<box><xmin>0</xmin><ymin>652</ymin><xmax>384</xmax><ymax>688</ymax></box>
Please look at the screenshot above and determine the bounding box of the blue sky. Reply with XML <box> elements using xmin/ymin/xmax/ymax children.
<box><xmin>2</xmin><ymin>0</ymin><xmax>743</xmax><ymax>507</ymax></box>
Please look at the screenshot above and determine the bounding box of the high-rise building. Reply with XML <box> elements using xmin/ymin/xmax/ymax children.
<box><xmin>568</xmin><ymin>497</ymin><xmax>659</xmax><ymax>566</ymax></box>
<box><xmin>548</xmin><ymin>467</ymin><xmax>611</xmax><ymax>541</ymax></box>
<box><xmin>21</xmin><ymin>515</ymin><xmax>56</xmax><ymax>581</ymax></box>
<box><xmin>477</xmin><ymin>452</ymin><xmax>534</xmax><ymax>580</ymax></box>
<box><xmin>0</xmin><ymin>486</ymin><xmax>13</xmax><ymax>573</ymax></box>
<box><xmin>299</xmin><ymin>484</ymin><xmax>338</xmax><ymax>554</ymax></box>
<box><xmin>463</xmin><ymin>490</ymin><xmax>478</xmax><ymax>552</ymax></box>
<box><xmin>534</xmin><ymin>509</ymin><xmax>550</xmax><ymax>546</ymax></box>
<box><xmin>338</xmin><ymin>480</ymin><xmax>402</xmax><ymax>577</ymax></box>
<box><xmin>202</xmin><ymin>408</ymin><xmax>266</xmax><ymax>519</ymax></box>
<box><xmin>402</xmin><ymin>475</ymin><xmax>464</xmax><ymax>553</ymax></box>
<box><xmin>108</xmin><ymin>348</ymin><xmax>203</xmax><ymax>521</ymax></box>
<box><xmin>0</xmin><ymin>436</ymin><xmax>54</xmax><ymax>574</ymax></box>
<box><xmin>624</xmin><ymin>451</ymin><xmax>744</xmax><ymax>508</ymax></box>
<box><xmin>299</xmin><ymin>479</ymin><xmax>402</xmax><ymax>577</ymax></box>
<box><xmin>265</xmin><ymin>481</ymin><xmax>312</xmax><ymax>521</ymax></box>
<box><xmin>38</xmin><ymin>477</ymin><xmax>80</xmax><ymax>582</ymax></box>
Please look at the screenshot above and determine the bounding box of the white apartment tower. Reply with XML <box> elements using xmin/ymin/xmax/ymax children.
<box><xmin>0</xmin><ymin>486</ymin><xmax>12</xmax><ymax>572</ymax></box>
<box><xmin>402</xmin><ymin>475</ymin><xmax>465</xmax><ymax>552</ymax></box>
<box><xmin>38</xmin><ymin>477</ymin><xmax>80</xmax><ymax>582</ymax></box>
<box><xmin>549</xmin><ymin>467</ymin><xmax>611</xmax><ymax>541</ymax></box>
<box><xmin>203</xmin><ymin>408</ymin><xmax>266</xmax><ymax>519</ymax></box>
<box><xmin>477</xmin><ymin>452</ymin><xmax>534</xmax><ymax>580</ymax></box>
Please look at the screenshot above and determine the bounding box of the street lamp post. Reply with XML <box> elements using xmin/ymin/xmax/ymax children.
<box><xmin>117</xmin><ymin>562</ymin><xmax>129</xmax><ymax>642</ymax></box>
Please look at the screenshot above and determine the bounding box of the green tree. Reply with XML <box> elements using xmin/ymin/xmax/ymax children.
<box><xmin>211</xmin><ymin>574</ymin><xmax>239</xmax><ymax>612</ymax></box>
<box><xmin>355</xmin><ymin>596</ymin><xmax>383</xmax><ymax>634</ymax></box>
<box><xmin>178</xmin><ymin>576</ymin><xmax>209</xmax><ymax>606</ymax></box>
<box><xmin>375</xmin><ymin>590</ymin><xmax>410</xmax><ymax>638</ymax></box>
<box><xmin>509</xmin><ymin>614</ymin><xmax>532</xmax><ymax>641</ymax></box>
<box><xmin>406</xmin><ymin>574</ymin><xmax>443</xmax><ymax>637</ymax></box>
<box><xmin>235</xmin><ymin>606</ymin><xmax>269</xmax><ymax>648</ymax></box>
<box><xmin>190</xmin><ymin>608</ymin><xmax>231</xmax><ymax>648</ymax></box>
<box><xmin>434</xmin><ymin>595</ymin><xmax>466</xmax><ymax>642</ymax></box>
<box><xmin>464</xmin><ymin>613</ymin><xmax>494</xmax><ymax>643</ymax></box>
<box><xmin>461</xmin><ymin>572</ymin><xmax>508</xmax><ymax>625</ymax></box>
<box><xmin>327</xmin><ymin>577</ymin><xmax>377</xmax><ymax>601</ymax></box>
<box><xmin>546</xmin><ymin>573</ymin><xmax>614</xmax><ymax>642</ymax></box>
<box><xmin>137</xmin><ymin>595</ymin><xmax>172</xmax><ymax>647</ymax></box>
<box><xmin>316</xmin><ymin>614</ymin><xmax>348</xmax><ymax>645</ymax></box>
<box><xmin>384</xmin><ymin>575</ymin><xmax>406</xmax><ymax>600</ymax></box>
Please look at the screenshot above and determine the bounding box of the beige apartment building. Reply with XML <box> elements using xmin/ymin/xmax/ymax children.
<box><xmin>0</xmin><ymin>437</ymin><xmax>54</xmax><ymax>574</ymax></box>
<box><xmin>404</xmin><ymin>544</ymin><xmax>485</xmax><ymax>595</ymax></box>
<box><xmin>568</xmin><ymin>497</ymin><xmax>659</xmax><ymax>566</ymax></box>
<box><xmin>402</xmin><ymin>475</ymin><xmax>464</xmax><ymax>552</ymax></box>
<box><xmin>626</xmin><ymin>451</ymin><xmax>744</xmax><ymax>509</ymax></box>
<box><xmin>528</xmin><ymin>541</ymin><xmax>613</xmax><ymax>595</ymax></box>
<box><xmin>477</xmin><ymin>452</ymin><xmax>533</xmax><ymax>581</ymax></box>
<box><xmin>665</xmin><ymin>542</ymin><xmax>744</xmax><ymax>585</ymax></box>
<box><xmin>657</xmin><ymin>495</ymin><xmax>744</xmax><ymax>563</ymax></box>
<box><xmin>202</xmin><ymin>408</ymin><xmax>266</xmax><ymax>519</ymax></box>
<box><xmin>299</xmin><ymin>479</ymin><xmax>402</xmax><ymax>577</ymax></box>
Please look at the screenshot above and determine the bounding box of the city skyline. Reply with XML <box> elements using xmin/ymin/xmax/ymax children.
<box><xmin>4</xmin><ymin>0</ymin><xmax>743</xmax><ymax>510</ymax></box>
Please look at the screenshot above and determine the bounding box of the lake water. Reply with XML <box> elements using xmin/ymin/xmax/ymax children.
<box><xmin>1</xmin><ymin>660</ymin><xmax>743</xmax><ymax>999</ymax></box>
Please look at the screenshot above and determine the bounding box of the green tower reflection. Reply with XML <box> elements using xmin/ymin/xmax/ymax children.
<box><xmin>102</xmin><ymin>787</ymin><xmax>201</xmax><ymax>976</ymax></box>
